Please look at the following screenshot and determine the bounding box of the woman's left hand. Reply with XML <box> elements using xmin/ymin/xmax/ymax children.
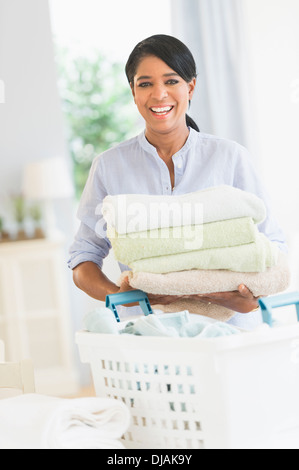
<box><xmin>118</xmin><ymin>276</ymin><xmax>184</xmax><ymax>307</ymax></box>
<box><xmin>187</xmin><ymin>284</ymin><xmax>260</xmax><ymax>314</ymax></box>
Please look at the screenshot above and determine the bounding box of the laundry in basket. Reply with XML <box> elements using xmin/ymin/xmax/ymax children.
<box><xmin>83</xmin><ymin>300</ymin><xmax>240</xmax><ymax>338</ymax></box>
<box><xmin>76</xmin><ymin>291</ymin><xmax>299</xmax><ymax>449</ymax></box>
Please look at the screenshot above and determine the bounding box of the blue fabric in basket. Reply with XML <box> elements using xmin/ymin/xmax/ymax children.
<box><xmin>121</xmin><ymin>311</ymin><xmax>190</xmax><ymax>337</ymax></box>
<box><xmin>82</xmin><ymin>308</ymin><xmax>119</xmax><ymax>334</ymax></box>
<box><xmin>83</xmin><ymin>309</ymin><xmax>240</xmax><ymax>338</ymax></box>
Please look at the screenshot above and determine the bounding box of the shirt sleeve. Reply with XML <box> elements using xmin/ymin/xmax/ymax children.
<box><xmin>233</xmin><ymin>144</ymin><xmax>288</xmax><ymax>253</ymax></box>
<box><xmin>68</xmin><ymin>156</ymin><xmax>111</xmax><ymax>270</ymax></box>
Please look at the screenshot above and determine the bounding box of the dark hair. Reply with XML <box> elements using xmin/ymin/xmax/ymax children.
<box><xmin>125</xmin><ymin>34</ymin><xmax>199</xmax><ymax>132</ymax></box>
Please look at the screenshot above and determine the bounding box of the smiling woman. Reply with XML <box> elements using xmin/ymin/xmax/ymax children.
<box><xmin>126</xmin><ymin>35</ymin><xmax>199</xmax><ymax>133</ymax></box>
<box><xmin>124</xmin><ymin>36</ymin><xmax>198</xmax><ymax>191</ymax></box>
<box><xmin>69</xmin><ymin>34</ymin><xmax>287</xmax><ymax>330</ymax></box>
<box><xmin>130</xmin><ymin>56</ymin><xmax>196</xmax><ymax>149</ymax></box>
<box><xmin>128</xmin><ymin>55</ymin><xmax>196</xmax><ymax>190</ymax></box>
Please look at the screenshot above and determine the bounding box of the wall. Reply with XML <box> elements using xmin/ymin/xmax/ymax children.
<box><xmin>0</xmin><ymin>79</ymin><xmax>4</xmax><ymax>103</ymax></box>
<box><xmin>0</xmin><ymin>0</ymin><xmax>77</xmax><ymax>245</ymax></box>
<box><xmin>0</xmin><ymin>0</ymin><xmax>89</xmax><ymax>382</ymax></box>
<box><xmin>0</xmin><ymin>0</ymin><xmax>70</xmax><ymax>196</ymax></box>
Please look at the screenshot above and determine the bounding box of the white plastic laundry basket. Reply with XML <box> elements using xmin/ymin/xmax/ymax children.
<box><xmin>76</xmin><ymin>293</ymin><xmax>299</xmax><ymax>449</ymax></box>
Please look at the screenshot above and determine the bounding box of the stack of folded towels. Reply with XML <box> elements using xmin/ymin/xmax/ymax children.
<box><xmin>102</xmin><ymin>185</ymin><xmax>290</xmax><ymax>321</ymax></box>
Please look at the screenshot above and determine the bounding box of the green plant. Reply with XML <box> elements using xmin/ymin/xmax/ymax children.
<box><xmin>12</xmin><ymin>195</ymin><xmax>26</xmax><ymax>225</ymax></box>
<box><xmin>55</xmin><ymin>47</ymin><xmax>139</xmax><ymax>198</ymax></box>
<box><xmin>29</xmin><ymin>204</ymin><xmax>42</xmax><ymax>224</ymax></box>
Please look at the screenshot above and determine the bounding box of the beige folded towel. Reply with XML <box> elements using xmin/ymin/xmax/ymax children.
<box><xmin>118</xmin><ymin>252</ymin><xmax>290</xmax><ymax>321</ymax></box>
<box><xmin>121</xmin><ymin>252</ymin><xmax>289</xmax><ymax>297</ymax></box>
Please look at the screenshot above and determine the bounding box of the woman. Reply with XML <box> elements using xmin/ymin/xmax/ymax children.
<box><xmin>69</xmin><ymin>35</ymin><xmax>287</xmax><ymax>328</ymax></box>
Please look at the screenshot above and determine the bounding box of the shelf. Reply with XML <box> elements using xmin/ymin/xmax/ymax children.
<box><xmin>0</xmin><ymin>235</ymin><xmax>79</xmax><ymax>395</ymax></box>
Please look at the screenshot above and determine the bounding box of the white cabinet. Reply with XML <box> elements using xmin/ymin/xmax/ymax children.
<box><xmin>0</xmin><ymin>236</ymin><xmax>79</xmax><ymax>396</ymax></box>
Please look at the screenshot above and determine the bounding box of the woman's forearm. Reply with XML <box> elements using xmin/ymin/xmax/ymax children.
<box><xmin>72</xmin><ymin>262</ymin><xmax>185</xmax><ymax>307</ymax></box>
<box><xmin>72</xmin><ymin>261</ymin><xmax>119</xmax><ymax>301</ymax></box>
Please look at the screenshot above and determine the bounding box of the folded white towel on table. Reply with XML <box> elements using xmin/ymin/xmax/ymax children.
<box><xmin>0</xmin><ymin>394</ymin><xmax>130</xmax><ymax>449</ymax></box>
<box><xmin>102</xmin><ymin>185</ymin><xmax>266</xmax><ymax>235</ymax></box>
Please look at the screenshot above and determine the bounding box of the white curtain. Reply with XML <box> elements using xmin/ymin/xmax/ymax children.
<box><xmin>171</xmin><ymin>0</ymin><xmax>257</xmax><ymax>155</ymax></box>
<box><xmin>172</xmin><ymin>0</ymin><xmax>299</xmax><ymax>294</ymax></box>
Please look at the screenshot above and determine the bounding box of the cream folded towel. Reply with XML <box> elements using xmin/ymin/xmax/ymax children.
<box><xmin>129</xmin><ymin>233</ymin><xmax>279</xmax><ymax>274</ymax></box>
<box><xmin>108</xmin><ymin>217</ymin><xmax>259</xmax><ymax>266</ymax></box>
<box><xmin>102</xmin><ymin>185</ymin><xmax>266</xmax><ymax>235</ymax></box>
<box><xmin>0</xmin><ymin>394</ymin><xmax>130</xmax><ymax>449</ymax></box>
<box><xmin>120</xmin><ymin>252</ymin><xmax>290</xmax><ymax>297</ymax></box>
<box><xmin>118</xmin><ymin>252</ymin><xmax>290</xmax><ymax>322</ymax></box>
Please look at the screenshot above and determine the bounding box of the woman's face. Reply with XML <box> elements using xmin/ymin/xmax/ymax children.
<box><xmin>131</xmin><ymin>55</ymin><xmax>196</xmax><ymax>135</ymax></box>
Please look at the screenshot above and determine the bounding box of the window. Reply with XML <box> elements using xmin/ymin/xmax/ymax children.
<box><xmin>49</xmin><ymin>0</ymin><xmax>172</xmax><ymax>197</ymax></box>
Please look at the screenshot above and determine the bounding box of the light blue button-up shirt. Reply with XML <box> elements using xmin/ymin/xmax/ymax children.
<box><xmin>68</xmin><ymin>128</ymin><xmax>287</xmax><ymax>329</ymax></box>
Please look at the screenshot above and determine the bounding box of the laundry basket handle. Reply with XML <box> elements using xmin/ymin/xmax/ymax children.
<box><xmin>106</xmin><ymin>290</ymin><xmax>153</xmax><ymax>322</ymax></box>
<box><xmin>259</xmin><ymin>292</ymin><xmax>299</xmax><ymax>327</ymax></box>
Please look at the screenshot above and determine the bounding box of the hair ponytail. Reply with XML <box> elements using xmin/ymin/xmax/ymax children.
<box><xmin>186</xmin><ymin>114</ymin><xmax>200</xmax><ymax>132</ymax></box>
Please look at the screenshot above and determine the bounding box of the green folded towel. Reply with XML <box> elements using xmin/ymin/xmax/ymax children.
<box><xmin>108</xmin><ymin>217</ymin><xmax>259</xmax><ymax>265</ymax></box>
<box><xmin>129</xmin><ymin>233</ymin><xmax>279</xmax><ymax>274</ymax></box>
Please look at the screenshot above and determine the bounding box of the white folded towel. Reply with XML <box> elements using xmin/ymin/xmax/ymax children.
<box><xmin>0</xmin><ymin>394</ymin><xmax>130</xmax><ymax>449</ymax></box>
<box><xmin>102</xmin><ymin>185</ymin><xmax>266</xmax><ymax>235</ymax></box>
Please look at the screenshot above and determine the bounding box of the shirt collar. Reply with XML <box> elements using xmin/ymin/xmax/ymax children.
<box><xmin>138</xmin><ymin>127</ymin><xmax>198</xmax><ymax>158</ymax></box>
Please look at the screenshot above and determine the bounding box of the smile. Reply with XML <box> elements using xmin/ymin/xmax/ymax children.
<box><xmin>150</xmin><ymin>106</ymin><xmax>174</xmax><ymax>116</ymax></box>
